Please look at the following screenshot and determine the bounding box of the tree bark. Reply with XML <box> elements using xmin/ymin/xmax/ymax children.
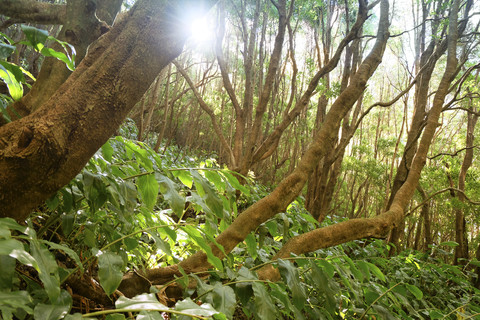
<box><xmin>0</xmin><ymin>0</ymin><xmax>217</xmax><ymax>222</ymax></box>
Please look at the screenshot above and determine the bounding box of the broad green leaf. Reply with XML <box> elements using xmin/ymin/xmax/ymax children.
<box><xmin>344</xmin><ymin>256</ymin><xmax>363</xmax><ymax>282</ymax></box>
<box><xmin>308</xmin><ymin>261</ymin><xmax>336</xmax><ymax>314</ymax></box>
<box><xmin>97</xmin><ymin>251</ymin><xmax>124</xmax><ymax>296</ymax></box>
<box><xmin>277</xmin><ymin>259</ymin><xmax>307</xmax><ymax>310</ymax></box>
<box><xmin>173</xmin><ymin>170</ymin><xmax>193</xmax><ymax>188</ymax></box>
<box><xmin>204</xmin><ymin>170</ymin><xmax>225</xmax><ymax>193</ymax></box>
<box><xmin>0</xmin><ymin>217</ymin><xmax>27</xmax><ymax>233</ymax></box>
<box><xmin>0</xmin><ymin>43</ymin><xmax>15</xmax><ymax>59</ymax></box>
<box><xmin>146</xmin><ymin>230</ymin><xmax>172</xmax><ymax>256</ymax></box>
<box><xmin>252</xmin><ymin>282</ymin><xmax>277</xmax><ymax>320</ymax></box>
<box><xmin>405</xmin><ymin>284</ymin><xmax>423</xmax><ymax>300</ymax></box>
<box><xmin>156</xmin><ymin>173</ymin><xmax>185</xmax><ymax>217</ymax></box>
<box><xmin>136</xmin><ymin>311</ymin><xmax>163</xmax><ymax>320</ymax></box>
<box><xmin>21</xmin><ymin>25</ymin><xmax>48</xmax><ymax>51</ymax></box>
<box><xmin>317</xmin><ymin>260</ymin><xmax>336</xmax><ymax>278</ymax></box>
<box><xmin>43</xmin><ymin>240</ymin><xmax>84</xmax><ymax>272</ymax></box>
<box><xmin>33</xmin><ymin>290</ymin><xmax>72</xmax><ymax>320</ymax></box>
<box><xmin>0</xmin><ymin>256</ymin><xmax>15</xmax><ymax>290</ymax></box>
<box><xmin>102</xmin><ymin>141</ymin><xmax>114</xmax><ymax>162</ymax></box>
<box><xmin>207</xmin><ymin>283</ymin><xmax>236</xmax><ymax>319</ymax></box>
<box><xmin>365</xmin><ymin>262</ymin><xmax>385</xmax><ymax>282</ymax></box>
<box><xmin>356</xmin><ymin>261</ymin><xmax>371</xmax><ymax>280</ymax></box>
<box><xmin>222</xmin><ymin>171</ymin><xmax>249</xmax><ymax>194</ymax></box>
<box><xmin>0</xmin><ymin>238</ymin><xmax>38</xmax><ymax>269</ymax></box>
<box><xmin>439</xmin><ymin>241</ymin><xmax>459</xmax><ymax>247</ymax></box>
<box><xmin>191</xmin><ymin>171</ymin><xmax>223</xmax><ymax>218</ymax></box>
<box><xmin>175</xmin><ymin>298</ymin><xmax>220</xmax><ymax>319</ymax></box>
<box><xmin>115</xmin><ymin>293</ymin><xmax>169</xmax><ymax>311</ymax></box>
<box><xmin>265</xmin><ymin>220</ymin><xmax>278</xmax><ymax>237</ymax></box>
<box><xmin>244</xmin><ymin>233</ymin><xmax>258</xmax><ymax>261</ymax></box>
<box><xmin>30</xmin><ymin>240</ymin><xmax>60</xmax><ymax>303</ymax></box>
<box><xmin>182</xmin><ymin>225</ymin><xmax>223</xmax><ymax>271</ymax></box>
<box><xmin>364</xmin><ymin>288</ymin><xmax>380</xmax><ymax>305</ymax></box>
<box><xmin>137</xmin><ymin>174</ymin><xmax>159</xmax><ymax>210</ymax></box>
<box><xmin>0</xmin><ymin>291</ymin><xmax>33</xmax><ymax>316</ymax></box>
<box><xmin>41</xmin><ymin>47</ymin><xmax>75</xmax><ymax>71</ymax></box>
<box><xmin>428</xmin><ymin>309</ymin><xmax>444</xmax><ymax>319</ymax></box>
<box><xmin>105</xmin><ymin>314</ymin><xmax>126</xmax><ymax>320</ymax></box>
<box><xmin>0</xmin><ymin>64</ymin><xmax>23</xmax><ymax>100</ymax></box>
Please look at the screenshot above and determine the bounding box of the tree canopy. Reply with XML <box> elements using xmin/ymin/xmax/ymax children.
<box><xmin>0</xmin><ymin>0</ymin><xmax>480</xmax><ymax>319</ymax></box>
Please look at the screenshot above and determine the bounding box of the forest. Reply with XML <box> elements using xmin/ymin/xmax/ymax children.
<box><xmin>0</xmin><ymin>0</ymin><xmax>480</xmax><ymax>319</ymax></box>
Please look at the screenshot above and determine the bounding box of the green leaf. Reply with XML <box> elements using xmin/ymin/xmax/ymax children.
<box><xmin>364</xmin><ymin>288</ymin><xmax>380</xmax><ymax>305</ymax></box>
<box><xmin>173</xmin><ymin>170</ymin><xmax>193</xmax><ymax>188</ymax></box>
<box><xmin>245</xmin><ymin>233</ymin><xmax>258</xmax><ymax>261</ymax></box>
<box><xmin>428</xmin><ymin>309</ymin><xmax>444</xmax><ymax>319</ymax></box>
<box><xmin>156</xmin><ymin>173</ymin><xmax>185</xmax><ymax>217</ymax></box>
<box><xmin>192</xmin><ymin>171</ymin><xmax>223</xmax><ymax>218</ymax></box>
<box><xmin>136</xmin><ymin>311</ymin><xmax>164</xmax><ymax>320</ymax></box>
<box><xmin>96</xmin><ymin>251</ymin><xmax>124</xmax><ymax>296</ymax></box>
<box><xmin>181</xmin><ymin>225</ymin><xmax>223</xmax><ymax>271</ymax></box>
<box><xmin>204</xmin><ymin>170</ymin><xmax>225</xmax><ymax>193</ymax></box>
<box><xmin>0</xmin><ymin>238</ymin><xmax>38</xmax><ymax>269</ymax></box>
<box><xmin>43</xmin><ymin>240</ymin><xmax>84</xmax><ymax>272</ymax></box>
<box><xmin>207</xmin><ymin>283</ymin><xmax>236</xmax><ymax>319</ymax></box>
<box><xmin>0</xmin><ymin>217</ymin><xmax>27</xmax><ymax>233</ymax></box>
<box><xmin>365</xmin><ymin>262</ymin><xmax>385</xmax><ymax>282</ymax></box>
<box><xmin>0</xmin><ymin>256</ymin><xmax>15</xmax><ymax>290</ymax></box>
<box><xmin>0</xmin><ymin>291</ymin><xmax>33</xmax><ymax>317</ymax></box>
<box><xmin>40</xmin><ymin>47</ymin><xmax>75</xmax><ymax>71</ymax></box>
<box><xmin>252</xmin><ymin>282</ymin><xmax>277</xmax><ymax>320</ymax></box>
<box><xmin>175</xmin><ymin>298</ymin><xmax>220</xmax><ymax>319</ymax></box>
<box><xmin>439</xmin><ymin>241</ymin><xmax>459</xmax><ymax>247</ymax></box>
<box><xmin>317</xmin><ymin>260</ymin><xmax>335</xmax><ymax>278</ymax></box>
<box><xmin>30</xmin><ymin>239</ymin><xmax>60</xmax><ymax>303</ymax></box>
<box><xmin>0</xmin><ymin>63</ymin><xmax>23</xmax><ymax>100</ymax></box>
<box><xmin>0</xmin><ymin>43</ymin><xmax>15</xmax><ymax>59</ymax></box>
<box><xmin>137</xmin><ymin>173</ymin><xmax>159</xmax><ymax>210</ymax></box>
<box><xmin>33</xmin><ymin>290</ymin><xmax>72</xmax><ymax>320</ymax></box>
<box><xmin>102</xmin><ymin>141</ymin><xmax>115</xmax><ymax>162</ymax></box>
<box><xmin>344</xmin><ymin>256</ymin><xmax>364</xmax><ymax>282</ymax></box>
<box><xmin>222</xmin><ymin>171</ymin><xmax>249</xmax><ymax>195</ymax></box>
<box><xmin>277</xmin><ymin>259</ymin><xmax>307</xmax><ymax>310</ymax></box>
<box><xmin>115</xmin><ymin>293</ymin><xmax>169</xmax><ymax>311</ymax></box>
<box><xmin>21</xmin><ymin>25</ymin><xmax>48</xmax><ymax>51</ymax></box>
<box><xmin>405</xmin><ymin>284</ymin><xmax>423</xmax><ymax>300</ymax></box>
<box><xmin>105</xmin><ymin>314</ymin><xmax>126</xmax><ymax>320</ymax></box>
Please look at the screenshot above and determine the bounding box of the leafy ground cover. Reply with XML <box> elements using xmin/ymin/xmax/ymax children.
<box><xmin>1</xmin><ymin>136</ymin><xmax>479</xmax><ymax>319</ymax></box>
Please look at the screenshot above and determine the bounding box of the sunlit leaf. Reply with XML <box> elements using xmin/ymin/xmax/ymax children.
<box><xmin>175</xmin><ymin>298</ymin><xmax>220</xmax><ymax>319</ymax></box>
<box><xmin>20</xmin><ymin>25</ymin><xmax>48</xmax><ymax>51</ymax></box>
<box><xmin>137</xmin><ymin>173</ymin><xmax>159</xmax><ymax>210</ymax></box>
<box><xmin>156</xmin><ymin>173</ymin><xmax>185</xmax><ymax>217</ymax></box>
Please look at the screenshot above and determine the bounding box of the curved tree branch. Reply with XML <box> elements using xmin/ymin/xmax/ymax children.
<box><xmin>0</xmin><ymin>0</ymin><xmax>66</xmax><ymax>25</ymax></box>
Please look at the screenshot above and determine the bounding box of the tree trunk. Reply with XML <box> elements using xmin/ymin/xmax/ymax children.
<box><xmin>0</xmin><ymin>0</ymin><xmax>216</xmax><ymax>222</ymax></box>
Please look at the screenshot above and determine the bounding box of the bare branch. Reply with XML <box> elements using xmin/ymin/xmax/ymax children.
<box><xmin>173</xmin><ymin>60</ymin><xmax>236</xmax><ymax>166</ymax></box>
<box><xmin>428</xmin><ymin>145</ymin><xmax>480</xmax><ymax>160</ymax></box>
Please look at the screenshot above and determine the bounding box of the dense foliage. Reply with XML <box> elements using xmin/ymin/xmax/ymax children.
<box><xmin>1</xmin><ymin>135</ymin><xmax>479</xmax><ymax>319</ymax></box>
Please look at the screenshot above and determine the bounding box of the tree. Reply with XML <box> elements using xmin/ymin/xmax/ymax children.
<box><xmin>1</xmin><ymin>0</ymin><xmax>479</xmax><ymax>314</ymax></box>
<box><xmin>0</xmin><ymin>0</ymin><xmax>216</xmax><ymax>221</ymax></box>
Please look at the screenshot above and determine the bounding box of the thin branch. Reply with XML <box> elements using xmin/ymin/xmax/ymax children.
<box><xmin>428</xmin><ymin>145</ymin><xmax>480</xmax><ymax>159</ymax></box>
<box><xmin>406</xmin><ymin>187</ymin><xmax>480</xmax><ymax>217</ymax></box>
<box><xmin>173</xmin><ymin>60</ymin><xmax>235</xmax><ymax>165</ymax></box>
